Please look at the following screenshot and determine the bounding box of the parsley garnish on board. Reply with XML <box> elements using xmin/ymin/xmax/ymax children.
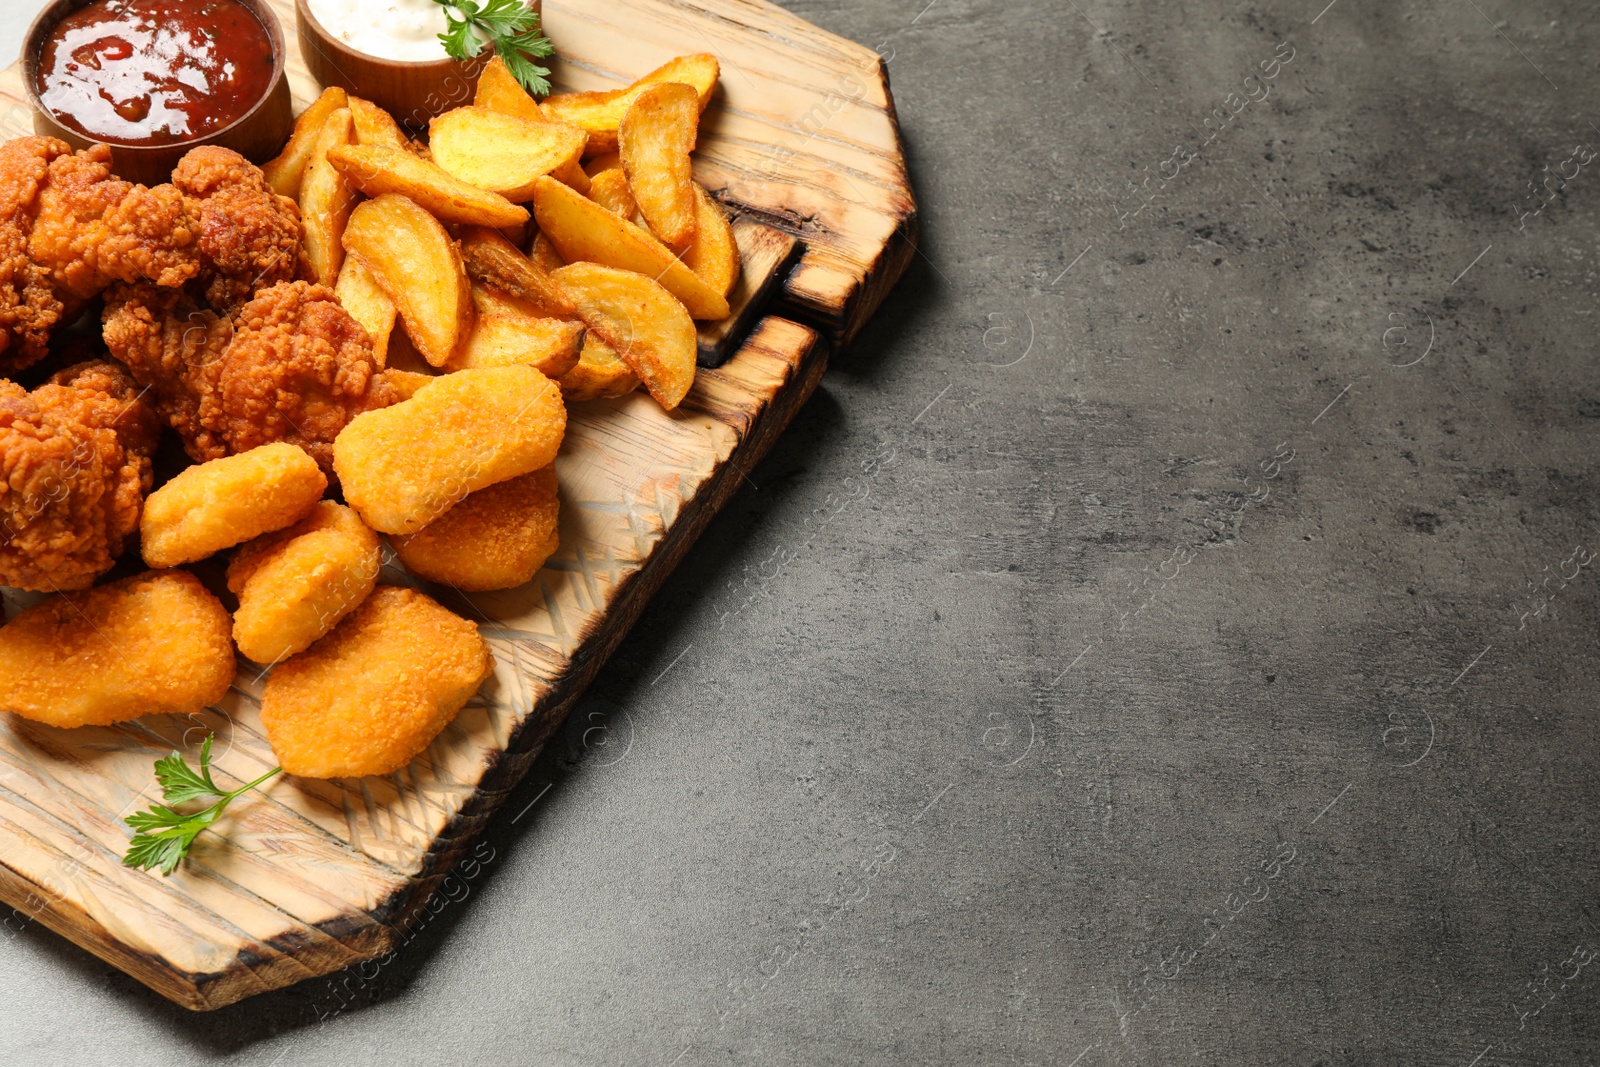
<box><xmin>122</xmin><ymin>734</ymin><xmax>282</xmax><ymax>877</ymax></box>
<box><xmin>433</xmin><ymin>0</ymin><xmax>556</xmax><ymax>96</ymax></box>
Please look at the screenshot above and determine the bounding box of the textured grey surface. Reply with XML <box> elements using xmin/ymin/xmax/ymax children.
<box><xmin>4</xmin><ymin>0</ymin><xmax>1600</xmax><ymax>1064</ymax></box>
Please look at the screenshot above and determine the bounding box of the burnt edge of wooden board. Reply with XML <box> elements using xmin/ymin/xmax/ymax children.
<box><xmin>749</xmin><ymin>202</ymin><xmax>919</xmax><ymax>353</ymax></box>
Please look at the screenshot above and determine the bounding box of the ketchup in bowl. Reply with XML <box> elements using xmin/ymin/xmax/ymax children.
<box><xmin>34</xmin><ymin>0</ymin><xmax>277</xmax><ymax>146</ymax></box>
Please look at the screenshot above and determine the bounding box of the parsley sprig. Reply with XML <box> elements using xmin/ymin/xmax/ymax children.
<box><xmin>434</xmin><ymin>0</ymin><xmax>556</xmax><ymax>97</ymax></box>
<box><xmin>122</xmin><ymin>735</ymin><xmax>282</xmax><ymax>877</ymax></box>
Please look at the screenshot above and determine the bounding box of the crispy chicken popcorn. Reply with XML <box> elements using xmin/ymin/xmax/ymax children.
<box><xmin>392</xmin><ymin>465</ymin><xmax>559</xmax><ymax>591</ymax></box>
<box><xmin>332</xmin><ymin>364</ymin><xmax>565</xmax><ymax>535</ymax></box>
<box><xmin>259</xmin><ymin>586</ymin><xmax>494</xmax><ymax>778</ymax></box>
<box><xmin>0</xmin><ymin>571</ymin><xmax>234</xmax><ymax>727</ymax></box>
<box><xmin>227</xmin><ymin>501</ymin><xmax>381</xmax><ymax>665</ymax></box>
<box><xmin>141</xmin><ymin>441</ymin><xmax>327</xmax><ymax>567</ymax></box>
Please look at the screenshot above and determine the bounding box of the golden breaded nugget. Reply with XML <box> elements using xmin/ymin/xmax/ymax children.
<box><xmin>392</xmin><ymin>466</ymin><xmax>559</xmax><ymax>591</ymax></box>
<box><xmin>260</xmin><ymin>586</ymin><xmax>494</xmax><ymax>778</ymax></box>
<box><xmin>0</xmin><ymin>571</ymin><xmax>234</xmax><ymax>727</ymax></box>
<box><xmin>142</xmin><ymin>443</ymin><xmax>327</xmax><ymax>567</ymax></box>
<box><xmin>333</xmin><ymin>365</ymin><xmax>565</xmax><ymax>536</ymax></box>
<box><xmin>227</xmin><ymin>502</ymin><xmax>382</xmax><ymax>665</ymax></box>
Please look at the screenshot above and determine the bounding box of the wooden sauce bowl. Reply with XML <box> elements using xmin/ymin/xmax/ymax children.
<box><xmin>294</xmin><ymin>0</ymin><xmax>541</xmax><ymax>129</ymax></box>
<box><xmin>21</xmin><ymin>0</ymin><xmax>294</xmax><ymax>185</ymax></box>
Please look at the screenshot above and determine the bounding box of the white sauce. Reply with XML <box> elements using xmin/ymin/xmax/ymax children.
<box><xmin>306</xmin><ymin>0</ymin><xmax>486</xmax><ymax>63</ymax></box>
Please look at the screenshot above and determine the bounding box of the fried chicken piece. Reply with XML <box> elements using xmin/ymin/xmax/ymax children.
<box><xmin>0</xmin><ymin>570</ymin><xmax>235</xmax><ymax>728</ymax></box>
<box><xmin>104</xmin><ymin>280</ymin><xmax>399</xmax><ymax>474</ymax></box>
<box><xmin>101</xmin><ymin>281</ymin><xmax>233</xmax><ymax>453</ymax></box>
<box><xmin>0</xmin><ymin>140</ymin><xmax>297</xmax><ymax>373</ymax></box>
<box><xmin>260</xmin><ymin>585</ymin><xmax>494</xmax><ymax>778</ymax></box>
<box><xmin>0</xmin><ymin>138</ymin><xmax>202</xmax><ymax>373</ymax></box>
<box><xmin>0</xmin><ymin>360</ymin><xmax>161</xmax><ymax>591</ymax></box>
<box><xmin>172</xmin><ymin>146</ymin><xmax>306</xmax><ymax>309</ymax></box>
<box><xmin>227</xmin><ymin>501</ymin><xmax>381</xmax><ymax>664</ymax></box>
<box><xmin>207</xmin><ymin>281</ymin><xmax>396</xmax><ymax>470</ymax></box>
<box><xmin>0</xmin><ymin>137</ymin><xmax>75</xmax><ymax>372</ymax></box>
<box><xmin>141</xmin><ymin>442</ymin><xmax>327</xmax><ymax>568</ymax></box>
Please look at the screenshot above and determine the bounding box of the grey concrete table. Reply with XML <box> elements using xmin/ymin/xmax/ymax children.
<box><xmin>4</xmin><ymin>0</ymin><xmax>1599</xmax><ymax>1064</ymax></box>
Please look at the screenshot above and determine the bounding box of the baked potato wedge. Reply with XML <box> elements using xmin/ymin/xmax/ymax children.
<box><xmin>343</xmin><ymin>194</ymin><xmax>473</xmax><ymax>368</ymax></box>
<box><xmin>542</xmin><ymin>53</ymin><xmax>719</xmax><ymax>155</ymax></box>
<box><xmin>619</xmin><ymin>82</ymin><xmax>699</xmax><ymax>248</ymax></box>
<box><xmin>557</xmin><ymin>333</ymin><xmax>641</xmax><ymax>402</ymax></box>
<box><xmin>531</xmin><ymin>176</ymin><xmax>729</xmax><ymax>319</ymax></box>
<box><xmin>348</xmin><ymin>96</ymin><xmax>408</xmax><ymax>150</ymax></box>
<box><xmin>327</xmin><ymin>143</ymin><xmax>528</xmax><ymax>228</ymax></box>
<box><xmin>459</xmin><ymin>226</ymin><xmax>577</xmax><ymax>319</ymax></box>
<box><xmin>530</xmin><ymin>230</ymin><xmax>565</xmax><ymax>273</ymax></box>
<box><xmin>473</xmin><ymin>56</ymin><xmax>592</xmax><ymax>194</ymax></box>
<box><xmin>300</xmin><ymin>106</ymin><xmax>357</xmax><ymax>286</ymax></box>
<box><xmin>451</xmin><ymin>314</ymin><xmax>584</xmax><ymax>377</ymax></box>
<box><xmin>474</xmin><ymin>55</ymin><xmax>548</xmax><ymax>122</ymax></box>
<box><xmin>552</xmin><ymin>262</ymin><xmax>696</xmax><ymax>410</ymax></box>
<box><xmin>587</xmin><ymin>166</ymin><xmax>639</xmax><ymax>219</ymax></box>
<box><xmin>682</xmin><ymin>183</ymin><xmax>740</xmax><ymax>298</ymax></box>
<box><xmin>429</xmin><ymin>106</ymin><xmax>587</xmax><ymax>202</ymax></box>
<box><xmin>583</xmin><ymin>152</ymin><xmax>622</xmax><ymax>178</ymax></box>
<box><xmin>334</xmin><ymin>256</ymin><xmax>397</xmax><ymax>367</ymax></box>
<box><xmin>262</xmin><ymin>85</ymin><xmax>347</xmax><ymax>198</ymax></box>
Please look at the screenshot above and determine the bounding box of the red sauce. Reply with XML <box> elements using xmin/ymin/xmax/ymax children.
<box><xmin>35</xmin><ymin>0</ymin><xmax>275</xmax><ymax>147</ymax></box>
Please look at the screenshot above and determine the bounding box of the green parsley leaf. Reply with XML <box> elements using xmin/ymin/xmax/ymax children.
<box><xmin>122</xmin><ymin>735</ymin><xmax>282</xmax><ymax>877</ymax></box>
<box><xmin>153</xmin><ymin>733</ymin><xmax>220</xmax><ymax>805</ymax></box>
<box><xmin>432</xmin><ymin>0</ymin><xmax>554</xmax><ymax>97</ymax></box>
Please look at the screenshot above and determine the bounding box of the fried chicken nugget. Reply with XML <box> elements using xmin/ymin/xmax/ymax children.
<box><xmin>332</xmin><ymin>365</ymin><xmax>565</xmax><ymax>535</ymax></box>
<box><xmin>227</xmin><ymin>501</ymin><xmax>381</xmax><ymax>665</ymax></box>
<box><xmin>0</xmin><ymin>571</ymin><xmax>234</xmax><ymax>727</ymax></box>
<box><xmin>142</xmin><ymin>442</ymin><xmax>326</xmax><ymax>568</ymax></box>
<box><xmin>260</xmin><ymin>585</ymin><xmax>494</xmax><ymax>778</ymax></box>
<box><xmin>391</xmin><ymin>465</ymin><xmax>559</xmax><ymax>591</ymax></box>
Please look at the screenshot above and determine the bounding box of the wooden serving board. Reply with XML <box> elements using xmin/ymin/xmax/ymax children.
<box><xmin>0</xmin><ymin>0</ymin><xmax>914</xmax><ymax>1010</ymax></box>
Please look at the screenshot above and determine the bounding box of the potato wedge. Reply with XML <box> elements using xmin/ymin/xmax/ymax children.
<box><xmin>551</xmin><ymin>157</ymin><xmax>594</xmax><ymax>195</ymax></box>
<box><xmin>429</xmin><ymin>106</ymin><xmax>587</xmax><ymax>202</ymax></box>
<box><xmin>343</xmin><ymin>194</ymin><xmax>473</xmax><ymax>368</ymax></box>
<box><xmin>450</xmin><ymin>311</ymin><xmax>584</xmax><ymax>377</ymax></box>
<box><xmin>583</xmin><ymin>152</ymin><xmax>622</xmax><ymax>178</ymax></box>
<box><xmin>530</xmin><ymin>230</ymin><xmax>565</xmax><ymax>273</ymax></box>
<box><xmin>588</xmin><ymin>166</ymin><xmax>639</xmax><ymax>218</ymax></box>
<box><xmin>454</xmin><ymin>282</ymin><xmax>585</xmax><ymax>376</ymax></box>
<box><xmin>500</xmin><ymin>220</ymin><xmax>530</xmax><ymax>247</ymax></box>
<box><xmin>474</xmin><ymin>56</ymin><xmax>549</xmax><ymax>122</ymax></box>
<box><xmin>543</xmin><ymin>53</ymin><xmax>719</xmax><ymax>155</ymax></box>
<box><xmin>473</xmin><ymin>56</ymin><xmax>591</xmax><ymax>194</ymax></box>
<box><xmin>301</xmin><ymin>107</ymin><xmax>357</xmax><ymax>286</ymax></box>
<box><xmin>327</xmin><ymin>143</ymin><xmax>528</xmax><ymax>228</ymax></box>
<box><xmin>384</xmin><ymin>327</ymin><xmax>435</xmax><ymax>375</ymax></box>
<box><xmin>682</xmin><ymin>183</ymin><xmax>740</xmax><ymax>298</ymax></box>
<box><xmin>531</xmin><ymin>176</ymin><xmax>729</xmax><ymax>319</ymax></box>
<box><xmin>471</xmin><ymin>281</ymin><xmax>558</xmax><ymax>320</ymax></box>
<box><xmin>348</xmin><ymin>96</ymin><xmax>408</xmax><ymax>150</ymax></box>
<box><xmin>376</xmin><ymin>367</ymin><xmax>436</xmax><ymax>401</ymax></box>
<box><xmin>334</xmin><ymin>256</ymin><xmax>396</xmax><ymax>367</ymax></box>
<box><xmin>619</xmin><ymin>83</ymin><xmax>699</xmax><ymax>247</ymax></box>
<box><xmin>459</xmin><ymin>226</ymin><xmax>577</xmax><ymax>318</ymax></box>
<box><xmin>263</xmin><ymin>86</ymin><xmax>347</xmax><ymax>198</ymax></box>
<box><xmin>551</xmin><ymin>262</ymin><xmax>696</xmax><ymax>409</ymax></box>
<box><xmin>557</xmin><ymin>332</ymin><xmax>640</xmax><ymax>402</ymax></box>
